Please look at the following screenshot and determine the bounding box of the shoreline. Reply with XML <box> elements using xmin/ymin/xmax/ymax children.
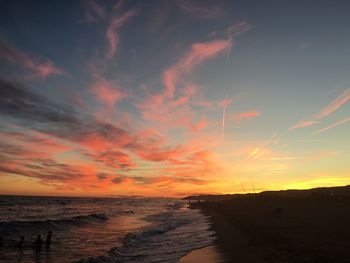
<box><xmin>194</xmin><ymin>203</ymin><xmax>260</xmax><ymax>263</ymax></box>
<box><xmin>179</xmin><ymin>245</ymin><xmax>226</xmax><ymax>263</ymax></box>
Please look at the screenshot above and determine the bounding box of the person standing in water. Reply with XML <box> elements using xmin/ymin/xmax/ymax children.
<box><xmin>34</xmin><ymin>235</ymin><xmax>43</xmax><ymax>252</ymax></box>
<box><xmin>45</xmin><ymin>231</ymin><xmax>52</xmax><ymax>248</ymax></box>
<box><xmin>17</xmin><ymin>236</ymin><xmax>24</xmax><ymax>249</ymax></box>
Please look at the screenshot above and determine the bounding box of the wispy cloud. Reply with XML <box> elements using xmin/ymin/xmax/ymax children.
<box><xmin>248</xmin><ymin>132</ymin><xmax>278</xmax><ymax>159</ymax></box>
<box><xmin>316</xmin><ymin>89</ymin><xmax>350</xmax><ymax>119</ymax></box>
<box><xmin>231</xmin><ymin>109</ymin><xmax>261</xmax><ymax>122</ymax></box>
<box><xmin>289</xmin><ymin>89</ymin><xmax>350</xmax><ymax>131</ymax></box>
<box><xmin>313</xmin><ymin>116</ymin><xmax>350</xmax><ymax>135</ymax></box>
<box><xmin>176</xmin><ymin>0</ymin><xmax>224</xmax><ymax>19</ymax></box>
<box><xmin>106</xmin><ymin>8</ymin><xmax>138</xmax><ymax>59</ymax></box>
<box><xmin>288</xmin><ymin>120</ymin><xmax>321</xmax><ymax>131</ymax></box>
<box><xmin>90</xmin><ymin>71</ymin><xmax>127</xmax><ymax>110</ymax></box>
<box><xmin>0</xmin><ymin>78</ymin><xmax>137</xmax><ymax>154</ymax></box>
<box><xmin>138</xmin><ymin>39</ymin><xmax>231</xmax><ymax>132</ymax></box>
<box><xmin>162</xmin><ymin>39</ymin><xmax>231</xmax><ymax>98</ymax></box>
<box><xmin>226</xmin><ymin>21</ymin><xmax>252</xmax><ymax>59</ymax></box>
<box><xmin>0</xmin><ymin>38</ymin><xmax>66</xmax><ymax>79</ymax></box>
<box><xmin>82</xmin><ymin>0</ymin><xmax>107</xmax><ymax>22</ymax></box>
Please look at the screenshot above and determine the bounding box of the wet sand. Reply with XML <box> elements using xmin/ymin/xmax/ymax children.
<box><xmin>189</xmin><ymin>190</ymin><xmax>350</xmax><ymax>263</ymax></box>
<box><xmin>179</xmin><ymin>245</ymin><xmax>226</xmax><ymax>263</ymax></box>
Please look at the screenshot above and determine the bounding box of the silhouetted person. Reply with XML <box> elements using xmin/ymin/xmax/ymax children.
<box><xmin>45</xmin><ymin>231</ymin><xmax>52</xmax><ymax>248</ymax></box>
<box><xmin>34</xmin><ymin>235</ymin><xmax>43</xmax><ymax>252</ymax></box>
<box><xmin>0</xmin><ymin>236</ymin><xmax>3</xmax><ymax>248</ymax></box>
<box><xmin>17</xmin><ymin>236</ymin><xmax>24</xmax><ymax>249</ymax></box>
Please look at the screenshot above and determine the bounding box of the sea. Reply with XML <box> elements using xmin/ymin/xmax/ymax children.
<box><xmin>0</xmin><ymin>196</ymin><xmax>215</xmax><ymax>263</ymax></box>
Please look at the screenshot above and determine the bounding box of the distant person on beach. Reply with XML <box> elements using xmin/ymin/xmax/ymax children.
<box><xmin>34</xmin><ymin>235</ymin><xmax>43</xmax><ymax>252</ymax></box>
<box><xmin>45</xmin><ymin>231</ymin><xmax>52</xmax><ymax>248</ymax></box>
<box><xmin>17</xmin><ymin>236</ymin><xmax>24</xmax><ymax>249</ymax></box>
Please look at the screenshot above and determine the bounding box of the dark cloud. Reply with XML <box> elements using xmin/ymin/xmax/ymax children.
<box><xmin>97</xmin><ymin>173</ymin><xmax>109</xmax><ymax>181</ymax></box>
<box><xmin>0</xmin><ymin>79</ymin><xmax>132</xmax><ymax>145</ymax></box>
<box><xmin>0</xmin><ymin>141</ymin><xmax>83</xmax><ymax>183</ymax></box>
<box><xmin>0</xmin><ymin>159</ymin><xmax>83</xmax><ymax>183</ymax></box>
<box><xmin>87</xmin><ymin>148</ymin><xmax>136</xmax><ymax>169</ymax></box>
<box><xmin>111</xmin><ymin>177</ymin><xmax>123</xmax><ymax>184</ymax></box>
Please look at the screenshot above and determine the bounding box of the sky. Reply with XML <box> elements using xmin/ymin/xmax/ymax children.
<box><xmin>0</xmin><ymin>0</ymin><xmax>349</xmax><ymax>197</ymax></box>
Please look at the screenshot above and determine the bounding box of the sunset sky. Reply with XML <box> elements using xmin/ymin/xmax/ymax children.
<box><xmin>0</xmin><ymin>0</ymin><xmax>349</xmax><ymax>197</ymax></box>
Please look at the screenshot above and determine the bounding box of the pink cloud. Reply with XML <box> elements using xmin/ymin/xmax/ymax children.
<box><xmin>164</xmin><ymin>149</ymin><xmax>222</xmax><ymax>179</ymax></box>
<box><xmin>218</xmin><ymin>98</ymin><xmax>232</xmax><ymax>108</ymax></box>
<box><xmin>33</xmin><ymin>61</ymin><xmax>66</xmax><ymax>78</ymax></box>
<box><xmin>137</xmin><ymin>146</ymin><xmax>185</xmax><ymax>162</ymax></box>
<box><xmin>91</xmin><ymin>78</ymin><xmax>127</xmax><ymax>109</ymax></box>
<box><xmin>138</xmin><ymin>97</ymin><xmax>194</xmax><ymax>130</ymax></box>
<box><xmin>162</xmin><ymin>39</ymin><xmax>231</xmax><ymax>98</ymax></box>
<box><xmin>288</xmin><ymin>120</ymin><xmax>321</xmax><ymax>131</ymax></box>
<box><xmin>231</xmin><ymin>110</ymin><xmax>261</xmax><ymax>122</ymax></box>
<box><xmin>316</xmin><ymin>89</ymin><xmax>350</xmax><ymax>119</ymax></box>
<box><xmin>0</xmin><ymin>38</ymin><xmax>66</xmax><ymax>78</ymax></box>
<box><xmin>138</xmin><ymin>39</ymin><xmax>230</xmax><ymax>132</ymax></box>
<box><xmin>189</xmin><ymin>115</ymin><xmax>207</xmax><ymax>131</ymax></box>
<box><xmin>106</xmin><ymin>9</ymin><xmax>138</xmax><ymax>59</ymax></box>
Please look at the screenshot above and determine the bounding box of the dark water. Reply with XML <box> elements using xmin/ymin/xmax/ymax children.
<box><xmin>0</xmin><ymin>196</ymin><xmax>215</xmax><ymax>262</ymax></box>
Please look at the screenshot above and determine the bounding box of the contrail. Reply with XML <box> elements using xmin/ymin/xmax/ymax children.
<box><xmin>221</xmin><ymin>104</ymin><xmax>227</xmax><ymax>142</ymax></box>
<box><xmin>312</xmin><ymin>116</ymin><xmax>350</xmax><ymax>134</ymax></box>
<box><xmin>226</xmin><ymin>35</ymin><xmax>233</xmax><ymax>62</ymax></box>
<box><xmin>220</xmin><ymin>96</ymin><xmax>228</xmax><ymax>143</ymax></box>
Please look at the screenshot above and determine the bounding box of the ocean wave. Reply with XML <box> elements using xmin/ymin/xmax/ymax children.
<box><xmin>165</xmin><ymin>202</ymin><xmax>184</xmax><ymax>210</ymax></box>
<box><xmin>110</xmin><ymin>210</ymin><xmax>134</xmax><ymax>216</ymax></box>
<box><xmin>0</xmin><ymin>213</ymin><xmax>109</xmax><ymax>233</ymax></box>
<box><xmin>67</xmin><ymin>213</ymin><xmax>109</xmax><ymax>223</ymax></box>
<box><xmin>73</xmin><ymin>210</ymin><xmax>206</xmax><ymax>263</ymax></box>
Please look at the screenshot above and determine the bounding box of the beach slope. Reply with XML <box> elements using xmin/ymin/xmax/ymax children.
<box><xmin>188</xmin><ymin>186</ymin><xmax>350</xmax><ymax>263</ymax></box>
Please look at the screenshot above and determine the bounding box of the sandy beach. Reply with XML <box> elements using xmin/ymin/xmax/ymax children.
<box><xmin>189</xmin><ymin>187</ymin><xmax>350</xmax><ymax>263</ymax></box>
<box><xmin>179</xmin><ymin>245</ymin><xmax>226</xmax><ymax>263</ymax></box>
